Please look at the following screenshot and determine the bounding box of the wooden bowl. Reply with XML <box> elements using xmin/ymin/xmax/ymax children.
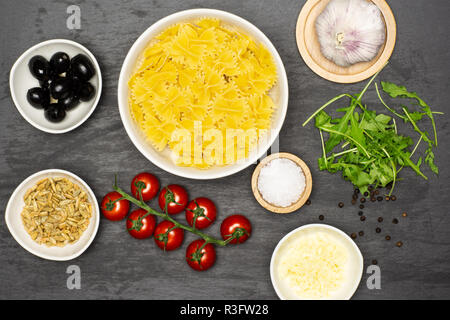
<box><xmin>251</xmin><ymin>153</ymin><xmax>312</xmax><ymax>214</ymax></box>
<box><xmin>296</xmin><ymin>0</ymin><xmax>396</xmax><ymax>83</ymax></box>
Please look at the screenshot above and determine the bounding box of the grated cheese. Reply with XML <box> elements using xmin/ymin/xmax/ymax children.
<box><xmin>278</xmin><ymin>231</ymin><xmax>348</xmax><ymax>299</ymax></box>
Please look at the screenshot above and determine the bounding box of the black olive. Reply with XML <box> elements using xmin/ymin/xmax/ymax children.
<box><xmin>78</xmin><ymin>82</ymin><xmax>96</xmax><ymax>101</ymax></box>
<box><xmin>44</xmin><ymin>104</ymin><xmax>66</xmax><ymax>123</ymax></box>
<box><xmin>70</xmin><ymin>54</ymin><xmax>95</xmax><ymax>81</ymax></box>
<box><xmin>50</xmin><ymin>77</ymin><xmax>72</xmax><ymax>100</ymax></box>
<box><xmin>50</xmin><ymin>52</ymin><xmax>70</xmax><ymax>74</ymax></box>
<box><xmin>28</xmin><ymin>55</ymin><xmax>50</xmax><ymax>81</ymax></box>
<box><xmin>27</xmin><ymin>87</ymin><xmax>50</xmax><ymax>109</ymax></box>
<box><xmin>59</xmin><ymin>94</ymin><xmax>80</xmax><ymax>111</ymax></box>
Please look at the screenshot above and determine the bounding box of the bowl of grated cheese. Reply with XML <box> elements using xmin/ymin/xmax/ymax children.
<box><xmin>270</xmin><ymin>224</ymin><xmax>363</xmax><ymax>300</ymax></box>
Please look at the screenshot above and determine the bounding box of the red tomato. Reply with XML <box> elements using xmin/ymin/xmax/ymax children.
<box><xmin>185</xmin><ymin>197</ymin><xmax>216</xmax><ymax>229</ymax></box>
<box><xmin>220</xmin><ymin>215</ymin><xmax>252</xmax><ymax>244</ymax></box>
<box><xmin>130</xmin><ymin>172</ymin><xmax>160</xmax><ymax>202</ymax></box>
<box><xmin>101</xmin><ymin>191</ymin><xmax>130</xmax><ymax>221</ymax></box>
<box><xmin>154</xmin><ymin>220</ymin><xmax>184</xmax><ymax>251</ymax></box>
<box><xmin>158</xmin><ymin>185</ymin><xmax>188</xmax><ymax>215</ymax></box>
<box><xmin>186</xmin><ymin>239</ymin><xmax>216</xmax><ymax>271</ymax></box>
<box><xmin>126</xmin><ymin>209</ymin><xmax>156</xmax><ymax>239</ymax></box>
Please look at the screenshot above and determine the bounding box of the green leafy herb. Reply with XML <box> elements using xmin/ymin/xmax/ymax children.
<box><xmin>303</xmin><ymin>73</ymin><xmax>441</xmax><ymax>195</ymax></box>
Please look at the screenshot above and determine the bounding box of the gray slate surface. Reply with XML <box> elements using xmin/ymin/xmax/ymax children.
<box><xmin>1</xmin><ymin>0</ymin><xmax>449</xmax><ymax>300</ymax></box>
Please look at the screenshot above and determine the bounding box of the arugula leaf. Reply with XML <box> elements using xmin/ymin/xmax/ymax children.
<box><xmin>303</xmin><ymin>73</ymin><xmax>440</xmax><ymax>196</ymax></box>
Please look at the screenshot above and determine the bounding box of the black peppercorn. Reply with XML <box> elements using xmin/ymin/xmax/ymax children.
<box><xmin>385</xmin><ymin>196</ymin><xmax>390</xmax><ymax>201</ymax></box>
<box><xmin>359</xmin><ymin>231</ymin><xmax>364</xmax><ymax>236</ymax></box>
<box><xmin>378</xmin><ymin>217</ymin><xmax>383</xmax><ymax>222</ymax></box>
<box><xmin>371</xmin><ymin>197</ymin><xmax>376</xmax><ymax>202</ymax></box>
<box><xmin>359</xmin><ymin>204</ymin><xmax>364</xmax><ymax>209</ymax></box>
<box><xmin>360</xmin><ymin>216</ymin><xmax>366</xmax><ymax>221</ymax></box>
<box><xmin>319</xmin><ymin>215</ymin><xmax>324</xmax><ymax>221</ymax></box>
<box><xmin>351</xmin><ymin>199</ymin><xmax>356</xmax><ymax>205</ymax></box>
<box><xmin>351</xmin><ymin>233</ymin><xmax>357</xmax><ymax>239</ymax></box>
<box><xmin>375</xmin><ymin>190</ymin><xmax>380</xmax><ymax>195</ymax></box>
<box><xmin>358</xmin><ymin>211</ymin><xmax>363</xmax><ymax>216</ymax></box>
<box><xmin>391</xmin><ymin>195</ymin><xmax>397</xmax><ymax>201</ymax></box>
<box><xmin>377</xmin><ymin>196</ymin><xmax>383</xmax><ymax>201</ymax></box>
<box><xmin>360</xmin><ymin>198</ymin><xmax>366</xmax><ymax>203</ymax></box>
<box><xmin>364</xmin><ymin>192</ymin><xmax>369</xmax><ymax>197</ymax></box>
<box><xmin>385</xmin><ymin>235</ymin><xmax>391</xmax><ymax>241</ymax></box>
<box><xmin>376</xmin><ymin>227</ymin><xmax>381</xmax><ymax>233</ymax></box>
<box><xmin>306</xmin><ymin>199</ymin><xmax>311</xmax><ymax>205</ymax></box>
<box><xmin>392</xmin><ymin>218</ymin><xmax>399</xmax><ymax>224</ymax></box>
<box><xmin>396</xmin><ymin>241</ymin><xmax>403</xmax><ymax>247</ymax></box>
<box><xmin>372</xmin><ymin>259</ymin><xmax>378</xmax><ymax>265</ymax></box>
<box><xmin>338</xmin><ymin>202</ymin><xmax>344</xmax><ymax>208</ymax></box>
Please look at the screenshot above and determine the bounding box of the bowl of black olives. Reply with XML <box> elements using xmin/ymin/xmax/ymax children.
<box><xmin>10</xmin><ymin>39</ymin><xmax>102</xmax><ymax>133</ymax></box>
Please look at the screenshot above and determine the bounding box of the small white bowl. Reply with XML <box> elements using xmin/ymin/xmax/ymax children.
<box><xmin>10</xmin><ymin>39</ymin><xmax>102</xmax><ymax>134</ymax></box>
<box><xmin>270</xmin><ymin>224</ymin><xmax>363</xmax><ymax>300</ymax></box>
<box><xmin>5</xmin><ymin>169</ymin><xmax>100</xmax><ymax>261</ymax></box>
<box><xmin>118</xmin><ymin>8</ymin><xmax>289</xmax><ymax>180</ymax></box>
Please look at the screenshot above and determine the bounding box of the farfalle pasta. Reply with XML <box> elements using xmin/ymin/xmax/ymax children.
<box><xmin>128</xmin><ymin>18</ymin><xmax>278</xmax><ymax>168</ymax></box>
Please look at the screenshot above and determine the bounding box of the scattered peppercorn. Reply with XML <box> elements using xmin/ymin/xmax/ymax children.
<box><xmin>306</xmin><ymin>199</ymin><xmax>311</xmax><ymax>205</ymax></box>
<box><xmin>360</xmin><ymin>197</ymin><xmax>366</xmax><ymax>203</ymax></box>
<box><xmin>385</xmin><ymin>196</ymin><xmax>390</xmax><ymax>201</ymax></box>
<box><xmin>319</xmin><ymin>215</ymin><xmax>324</xmax><ymax>221</ymax></box>
<box><xmin>385</xmin><ymin>235</ymin><xmax>391</xmax><ymax>241</ymax></box>
<box><xmin>338</xmin><ymin>202</ymin><xmax>344</xmax><ymax>208</ymax></box>
<box><xmin>392</xmin><ymin>218</ymin><xmax>399</xmax><ymax>224</ymax></box>
<box><xmin>352</xmin><ymin>194</ymin><xmax>358</xmax><ymax>200</ymax></box>
<box><xmin>368</xmin><ymin>185</ymin><xmax>374</xmax><ymax>191</ymax></box>
<box><xmin>378</xmin><ymin>217</ymin><xmax>383</xmax><ymax>223</ymax></box>
<box><xmin>354</xmin><ymin>189</ymin><xmax>360</xmax><ymax>194</ymax></box>
<box><xmin>377</xmin><ymin>196</ymin><xmax>383</xmax><ymax>201</ymax></box>
<box><xmin>351</xmin><ymin>233</ymin><xmax>357</xmax><ymax>239</ymax></box>
<box><xmin>402</xmin><ymin>212</ymin><xmax>407</xmax><ymax>217</ymax></box>
<box><xmin>396</xmin><ymin>241</ymin><xmax>403</xmax><ymax>247</ymax></box>
<box><xmin>372</xmin><ymin>259</ymin><xmax>378</xmax><ymax>265</ymax></box>
<box><xmin>351</xmin><ymin>199</ymin><xmax>356</xmax><ymax>205</ymax></box>
<box><xmin>364</xmin><ymin>192</ymin><xmax>369</xmax><ymax>197</ymax></box>
<box><xmin>359</xmin><ymin>231</ymin><xmax>364</xmax><ymax>236</ymax></box>
<box><xmin>375</xmin><ymin>190</ymin><xmax>380</xmax><ymax>195</ymax></box>
<box><xmin>358</xmin><ymin>211</ymin><xmax>363</xmax><ymax>216</ymax></box>
<box><xmin>359</xmin><ymin>204</ymin><xmax>364</xmax><ymax>209</ymax></box>
<box><xmin>391</xmin><ymin>195</ymin><xmax>397</xmax><ymax>201</ymax></box>
<box><xmin>370</xmin><ymin>197</ymin><xmax>376</xmax><ymax>202</ymax></box>
<box><xmin>376</xmin><ymin>227</ymin><xmax>381</xmax><ymax>233</ymax></box>
<box><xmin>360</xmin><ymin>216</ymin><xmax>366</xmax><ymax>221</ymax></box>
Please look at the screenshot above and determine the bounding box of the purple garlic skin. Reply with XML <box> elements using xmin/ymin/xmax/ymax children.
<box><xmin>315</xmin><ymin>0</ymin><xmax>386</xmax><ymax>67</ymax></box>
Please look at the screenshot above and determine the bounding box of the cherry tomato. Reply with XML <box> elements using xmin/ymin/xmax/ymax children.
<box><xmin>220</xmin><ymin>215</ymin><xmax>252</xmax><ymax>244</ymax></box>
<box><xmin>186</xmin><ymin>239</ymin><xmax>216</xmax><ymax>271</ymax></box>
<box><xmin>126</xmin><ymin>209</ymin><xmax>156</xmax><ymax>239</ymax></box>
<box><xmin>185</xmin><ymin>197</ymin><xmax>216</xmax><ymax>229</ymax></box>
<box><xmin>154</xmin><ymin>220</ymin><xmax>184</xmax><ymax>251</ymax></box>
<box><xmin>158</xmin><ymin>184</ymin><xmax>188</xmax><ymax>215</ymax></box>
<box><xmin>101</xmin><ymin>191</ymin><xmax>130</xmax><ymax>221</ymax></box>
<box><xmin>131</xmin><ymin>172</ymin><xmax>160</xmax><ymax>201</ymax></box>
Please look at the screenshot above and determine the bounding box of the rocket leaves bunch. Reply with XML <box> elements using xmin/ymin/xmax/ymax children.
<box><xmin>303</xmin><ymin>71</ymin><xmax>441</xmax><ymax>196</ymax></box>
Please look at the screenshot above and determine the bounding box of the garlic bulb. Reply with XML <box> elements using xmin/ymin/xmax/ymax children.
<box><xmin>315</xmin><ymin>0</ymin><xmax>386</xmax><ymax>67</ymax></box>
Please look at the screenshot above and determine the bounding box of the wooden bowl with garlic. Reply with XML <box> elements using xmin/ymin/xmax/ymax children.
<box><xmin>296</xmin><ymin>0</ymin><xmax>396</xmax><ymax>83</ymax></box>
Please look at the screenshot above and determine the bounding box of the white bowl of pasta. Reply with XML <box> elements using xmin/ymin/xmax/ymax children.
<box><xmin>118</xmin><ymin>8</ymin><xmax>289</xmax><ymax>179</ymax></box>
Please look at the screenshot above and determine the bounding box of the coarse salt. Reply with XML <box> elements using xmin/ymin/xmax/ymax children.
<box><xmin>257</xmin><ymin>158</ymin><xmax>306</xmax><ymax>207</ymax></box>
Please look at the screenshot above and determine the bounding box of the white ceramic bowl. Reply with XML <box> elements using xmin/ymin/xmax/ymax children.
<box><xmin>270</xmin><ymin>224</ymin><xmax>364</xmax><ymax>300</ymax></box>
<box><xmin>118</xmin><ymin>8</ymin><xmax>289</xmax><ymax>180</ymax></box>
<box><xmin>10</xmin><ymin>39</ymin><xmax>102</xmax><ymax>134</ymax></box>
<box><xmin>5</xmin><ymin>169</ymin><xmax>100</xmax><ymax>261</ymax></box>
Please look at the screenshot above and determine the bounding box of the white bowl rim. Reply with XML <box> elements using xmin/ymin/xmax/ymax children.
<box><xmin>118</xmin><ymin>8</ymin><xmax>289</xmax><ymax>180</ymax></box>
<box><xmin>5</xmin><ymin>169</ymin><xmax>100</xmax><ymax>261</ymax></box>
<box><xmin>270</xmin><ymin>223</ymin><xmax>364</xmax><ymax>300</ymax></box>
<box><xmin>9</xmin><ymin>39</ymin><xmax>102</xmax><ymax>134</ymax></box>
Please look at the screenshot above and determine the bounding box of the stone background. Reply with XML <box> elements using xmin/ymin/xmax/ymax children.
<box><xmin>0</xmin><ymin>0</ymin><xmax>449</xmax><ymax>299</ymax></box>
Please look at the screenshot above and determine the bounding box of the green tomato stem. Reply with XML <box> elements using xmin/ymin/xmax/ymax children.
<box><xmin>113</xmin><ymin>184</ymin><xmax>229</xmax><ymax>246</ymax></box>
